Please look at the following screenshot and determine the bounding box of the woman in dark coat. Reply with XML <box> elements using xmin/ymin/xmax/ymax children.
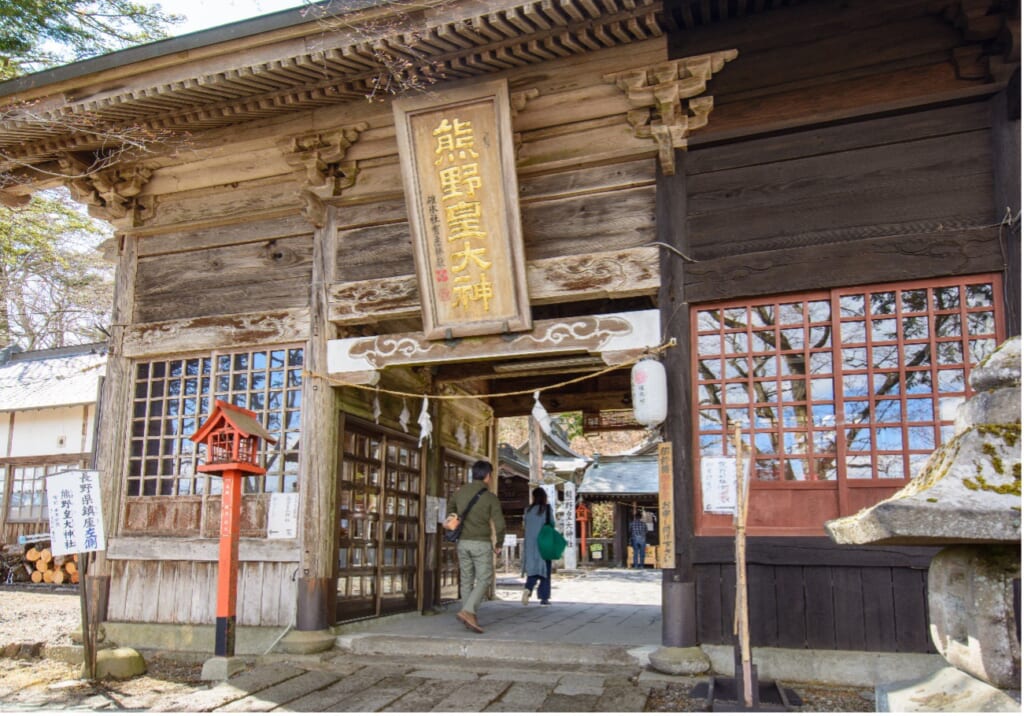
<box><xmin>521</xmin><ymin>486</ymin><xmax>553</xmax><ymax>605</ymax></box>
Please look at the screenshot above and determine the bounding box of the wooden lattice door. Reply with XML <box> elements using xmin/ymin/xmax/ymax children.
<box><xmin>336</xmin><ymin>421</ymin><xmax>422</xmax><ymax>622</ymax></box>
<box><xmin>439</xmin><ymin>454</ymin><xmax>470</xmax><ymax>602</ymax></box>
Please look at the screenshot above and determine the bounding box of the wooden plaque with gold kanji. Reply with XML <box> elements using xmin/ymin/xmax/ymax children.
<box><xmin>393</xmin><ymin>79</ymin><xmax>531</xmax><ymax>340</ymax></box>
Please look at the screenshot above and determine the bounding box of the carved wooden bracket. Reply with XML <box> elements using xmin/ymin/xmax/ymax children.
<box><xmin>510</xmin><ymin>88</ymin><xmax>539</xmax><ymax>158</ymax></box>
<box><xmin>280</xmin><ymin>123</ymin><xmax>367</xmax><ymax>193</ymax></box>
<box><xmin>58</xmin><ymin>154</ymin><xmax>153</xmax><ymax>224</ymax></box>
<box><xmin>937</xmin><ymin>0</ymin><xmax>1020</xmax><ymax>83</ymax></box>
<box><xmin>280</xmin><ymin>123</ymin><xmax>368</xmax><ymax>226</ymax></box>
<box><xmin>510</xmin><ymin>88</ymin><xmax>540</xmax><ymax>115</ymax></box>
<box><xmin>604</xmin><ymin>49</ymin><xmax>737</xmax><ymax>175</ymax></box>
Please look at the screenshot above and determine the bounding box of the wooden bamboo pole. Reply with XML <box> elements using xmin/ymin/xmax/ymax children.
<box><xmin>732</xmin><ymin>422</ymin><xmax>753</xmax><ymax>708</ymax></box>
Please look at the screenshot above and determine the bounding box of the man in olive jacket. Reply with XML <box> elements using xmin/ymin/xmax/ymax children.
<box><xmin>452</xmin><ymin>459</ymin><xmax>506</xmax><ymax>633</ymax></box>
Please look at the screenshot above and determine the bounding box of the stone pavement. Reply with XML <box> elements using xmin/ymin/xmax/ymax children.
<box><xmin>149</xmin><ymin>651</ymin><xmax>663</xmax><ymax>712</ymax></box>
<box><xmin>1</xmin><ymin>568</ymin><xmax>682</xmax><ymax>713</ymax></box>
<box><xmin>143</xmin><ymin>570</ymin><xmax>670</xmax><ymax>712</ymax></box>
<box><xmin>0</xmin><ymin>567</ymin><xmax>949</xmax><ymax>711</ymax></box>
<box><xmin>334</xmin><ymin>568</ymin><xmax>663</xmax><ymax>664</ymax></box>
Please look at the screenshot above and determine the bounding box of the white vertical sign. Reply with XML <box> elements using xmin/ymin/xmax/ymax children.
<box><xmin>267</xmin><ymin>492</ymin><xmax>299</xmax><ymax>539</ymax></box>
<box><xmin>701</xmin><ymin>457</ymin><xmax>738</xmax><ymax>514</ymax></box>
<box><xmin>561</xmin><ymin>481</ymin><xmax>577</xmax><ymax>569</ymax></box>
<box><xmin>46</xmin><ymin>469</ymin><xmax>106</xmax><ymax>557</ymax></box>
<box><xmin>541</xmin><ymin>484</ymin><xmax>558</xmax><ymax>518</ymax></box>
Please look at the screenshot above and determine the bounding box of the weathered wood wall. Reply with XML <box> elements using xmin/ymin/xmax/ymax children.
<box><xmin>669</xmin><ymin>0</ymin><xmax>998</xmax><ymax>137</ymax></box>
<box><xmin>134</xmin><ymin>222</ymin><xmax>315</xmax><ymax>324</ymax></box>
<box><xmin>123</xmin><ymin>38</ymin><xmax>666</xmax><ymax>343</ymax></box>
<box><xmin>1</xmin><ymin>519</ymin><xmax>51</xmax><ymax>548</ymax></box>
<box><xmin>107</xmin><ymin>559</ymin><xmax>296</xmax><ymax>627</ymax></box>
<box><xmin>106</xmin><ymin>537</ymin><xmax>298</xmax><ymax>626</ymax></box>
<box><xmin>106</xmin><ymin>495</ymin><xmax>298</xmax><ymax>625</ymax></box>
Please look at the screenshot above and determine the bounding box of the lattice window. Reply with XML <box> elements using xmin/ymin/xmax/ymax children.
<box><xmin>6</xmin><ymin>463</ymin><xmax>81</xmax><ymax>522</ymax></box>
<box><xmin>693</xmin><ymin>275</ymin><xmax>1004</xmax><ymax>487</ymax></box>
<box><xmin>127</xmin><ymin>346</ymin><xmax>303</xmax><ymax>496</ymax></box>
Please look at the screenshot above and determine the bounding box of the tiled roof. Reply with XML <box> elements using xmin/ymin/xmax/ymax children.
<box><xmin>0</xmin><ymin>345</ymin><xmax>107</xmax><ymax>411</ymax></box>
<box><xmin>578</xmin><ymin>456</ymin><xmax>658</xmax><ymax>496</ymax></box>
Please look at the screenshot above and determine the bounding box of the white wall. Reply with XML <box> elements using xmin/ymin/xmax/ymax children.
<box><xmin>0</xmin><ymin>412</ymin><xmax>9</xmax><ymax>456</ymax></box>
<box><xmin>2</xmin><ymin>405</ymin><xmax>95</xmax><ymax>458</ymax></box>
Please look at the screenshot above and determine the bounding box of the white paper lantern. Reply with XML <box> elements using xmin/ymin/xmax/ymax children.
<box><xmin>632</xmin><ymin>357</ymin><xmax>667</xmax><ymax>428</ymax></box>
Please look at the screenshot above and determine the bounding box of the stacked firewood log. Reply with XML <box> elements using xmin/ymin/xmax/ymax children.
<box><xmin>24</xmin><ymin>547</ymin><xmax>78</xmax><ymax>584</ymax></box>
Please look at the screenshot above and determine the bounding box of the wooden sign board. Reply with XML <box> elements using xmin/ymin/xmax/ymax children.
<box><xmin>45</xmin><ymin>469</ymin><xmax>106</xmax><ymax>557</ymax></box>
<box><xmin>393</xmin><ymin>79</ymin><xmax>531</xmax><ymax>340</ymax></box>
<box><xmin>657</xmin><ymin>442</ymin><xmax>675</xmax><ymax>569</ymax></box>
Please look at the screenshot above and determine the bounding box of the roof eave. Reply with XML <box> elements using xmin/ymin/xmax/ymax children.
<box><xmin>0</xmin><ymin>0</ymin><xmax>389</xmax><ymax>102</ymax></box>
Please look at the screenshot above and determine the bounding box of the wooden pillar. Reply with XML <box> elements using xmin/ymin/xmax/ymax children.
<box><xmin>657</xmin><ymin>151</ymin><xmax>698</xmax><ymax>647</ymax></box>
<box><xmin>613</xmin><ymin>503</ymin><xmax>627</xmax><ymax>567</ymax></box>
<box><xmin>991</xmin><ymin>75</ymin><xmax>1021</xmax><ymax>336</ymax></box>
<box><xmin>528</xmin><ymin>414</ymin><xmax>543</xmax><ymax>486</ymax></box>
<box><xmin>422</xmin><ymin>393</ymin><xmax>441</xmax><ymax>613</ymax></box>
<box><xmin>295</xmin><ymin>203</ymin><xmax>339</xmax><ymax>632</ymax></box>
<box><xmin>88</xmin><ymin>230</ymin><xmax>138</xmax><ymax>620</ymax></box>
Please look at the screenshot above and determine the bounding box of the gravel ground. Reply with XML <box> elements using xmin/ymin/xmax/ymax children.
<box><xmin>645</xmin><ymin>680</ymin><xmax>875</xmax><ymax>712</ymax></box>
<box><xmin>1</xmin><ymin>583</ymin><xmax>876</xmax><ymax>712</ymax></box>
<box><xmin>0</xmin><ymin>585</ymin><xmax>81</xmax><ymax>646</ymax></box>
<box><xmin>0</xmin><ymin>585</ymin><xmax>206</xmax><ymax>709</ymax></box>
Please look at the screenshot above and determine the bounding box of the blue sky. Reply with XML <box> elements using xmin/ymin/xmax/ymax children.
<box><xmin>162</xmin><ymin>0</ymin><xmax>308</xmax><ymax>35</ymax></box>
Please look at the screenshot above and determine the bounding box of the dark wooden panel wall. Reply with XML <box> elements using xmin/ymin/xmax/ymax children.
<box><xmin>682</xmin><ymin>101</ymin><xmax>1002</xmax><ymax>302</ymax></box>
<box><xmin>693</xmin><ymin>538</ymin><xmax>937</xmax><ymax>652</ymax></box>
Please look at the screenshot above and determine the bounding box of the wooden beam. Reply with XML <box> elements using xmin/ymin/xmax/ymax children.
<box><xmin>491</xmin><ymin>387</ymin><xmax>631</xmax><ymax>418</ymax></box>
<box><xmin>123</xmin><ymin>309</ymin><xmax>311</xmax><ymax>358</ymax></box>
<box><xmin>107</xmin><ymin>536</ymin><xmax>299</xmax><ymax>563</ymax></box>
<box><xmin>682</xmin><ymin>227</ymin><xmax>1004</xmax><ymax>303</ymax></box>
<box><xmin>328</xmin><ymin>245</ymin><xmax>660</xmax><ymax>324</ymax></box>
<box><xmin>326</xmin><ymin>309</ymin><xmax>661</xmax><ymax>384</ymax></box>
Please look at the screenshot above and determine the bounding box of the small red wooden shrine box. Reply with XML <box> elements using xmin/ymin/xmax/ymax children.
<box><xmin>190</xmin><ymin>399</ymin><xmax>277</xmax><ymax>475</ymax></box>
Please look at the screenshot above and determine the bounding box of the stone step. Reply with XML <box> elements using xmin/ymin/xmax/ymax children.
<box><xmin>334</xmin><ymin>632</ymin><xmax>647</xmax><ymax>667</ymax></box>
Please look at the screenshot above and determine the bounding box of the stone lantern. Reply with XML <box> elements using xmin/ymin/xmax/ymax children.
<box><xmin>826</xmin><ymin>337</ymin><xmax>1021</xmax><ymax>712</ymax></box>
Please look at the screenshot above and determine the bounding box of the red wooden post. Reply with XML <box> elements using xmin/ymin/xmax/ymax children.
<box><xmin>216</xmin><ymin>469</ymin><xmax>243</xmax><ymax>656</ymax></box>
<box><xmin>190</xmin><ymin>400</ymin><xmax>276</xmax><ymax>659</ymax></box>
<box><xmin>576</xmin><ymin>503</ymin><xmax>590</xmax><ymax>559</ymax></box>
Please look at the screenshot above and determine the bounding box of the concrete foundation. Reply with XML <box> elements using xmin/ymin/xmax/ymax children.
<box><xmin>702</xmin><ymin>644</ymin><xmax>947</xmax><ymax>688</ymax></box>
<box><xmin>277</xmin><ymin>629</ymin><xmax>336</xmax><ymax>654</ymax></box>
<box><xmin>648</xmin><ymin>646</ymin><xmax>712</xmax><ymax>675</ymax></box>
<box><xmin>102</xmin><ymin>621</ymin><xmax>286</xmax><ymax>655</ymax></box>
<box><xmin>201</xmin><ymin>656</ymin><xmax>248</xmax><ymax>681</ymax></box>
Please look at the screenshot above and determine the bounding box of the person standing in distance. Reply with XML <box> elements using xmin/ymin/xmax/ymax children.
<box><xmin>629</xmin><ymin>510</ymin><xmax>648</xmax><ymax>569</ymax></box>
<box><xmin>520</xmin><ymin>486</ymin><xmax>553</xmax><ymax>606</ymax></box>
<box><xmin>453</xmin><ymin>459</ymin><xmax>506</xmax><ymax>634</ymax></box>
